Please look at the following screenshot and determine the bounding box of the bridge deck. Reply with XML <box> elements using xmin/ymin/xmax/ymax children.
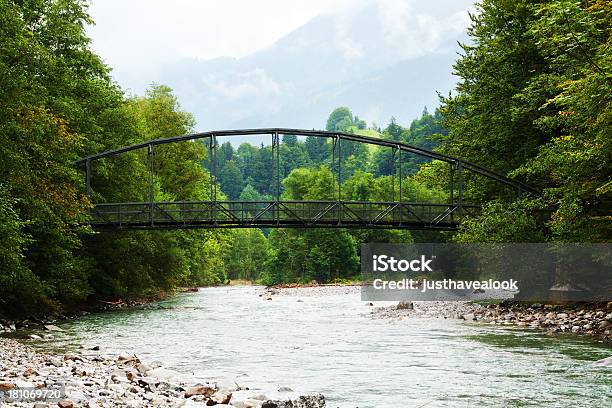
<box><xmin>88</xmin><ymin>201</ymin><xmax>480</xmax><ymax>230</ymax></box>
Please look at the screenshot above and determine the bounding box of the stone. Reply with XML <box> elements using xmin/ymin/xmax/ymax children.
<box><xmin>571</xmin><ymin>326</ymin><xmax>580</xmax><ymax>333</ymax></box>
<box><xmin>209</xmin><ymin>389</ymin><xmax>232</xmax><ymax>404</ymax></box>
<box><xmin>557</xmin><ymin>313</ymin><xmax>568</xmax><ymax>319</ymax></box>
<box><xmin>15</xmin><ymin>379</ymin><xmax>35</xmax><ymax>388</ymax></box>
<box><xmin>117</xmin><ymin>352</ymin><xmax>132</xmax><ymax>361</ymax></box>
<box><xmin>29</xmin><ymin>334</ymin><xmax>42</xmax><ymax>340</ymax></box>
<box><xmin>0</xmin><ymin>381</ymin><xmax>16</xmax><ymax>391</ymax></box>
<box><xmin>396</xmin><ymin>301</ymin><xmax>413</xmax><ymax>310</ymax></box>
<box><xmin>599</xmin><ymin>320</ymin><xmax>611</xmax><ymax>330</ymax></box>
<box><xmin>57</xmin><ymin>400</ymin><xmax>74</xmax><ymax>408</ymax></box>
<box><xmin>184</xmin><ymin>385</ymin><xmax>215</xmax><ymax>398</ymax></box>
<box><xmin>462</xmin><ymin>313</ymin><xmax>476</xmax><ymax>321</ymax></box>
<box><xmin>44</xmin><ymin>324</ymin><xmax>63</xmax><ymax>332</ymax></box>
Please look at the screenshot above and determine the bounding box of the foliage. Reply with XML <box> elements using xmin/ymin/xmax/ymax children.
<box><xmin>438</xmin><ymin>0</ymin><xmax>611</xmax><ymax>243</ymax></box>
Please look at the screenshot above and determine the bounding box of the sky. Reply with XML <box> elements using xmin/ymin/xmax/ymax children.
<box><xmin>86</xmin><ymin>0</ymin><xmax>366</xmax><ymax>81</ymax></box>
<box><xmin>85</xmin><ymin>0</ymin><xmax>475</xmax><ymax>135</ymax></box>
<box><xmin>86</xmin><ymin>0</ymin><xmax>474</xmax><ymax>88</ymax></box>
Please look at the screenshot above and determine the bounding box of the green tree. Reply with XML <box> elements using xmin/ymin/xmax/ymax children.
<box><xmin>326</xmin><ymin>107</ymin><xmax>354</xmax><ymax>131</ymax></box>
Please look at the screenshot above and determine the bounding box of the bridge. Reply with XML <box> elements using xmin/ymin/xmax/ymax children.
<box><xmin>75</xmin><ymin>128</ymin><xmax>538</xmax><ymax>231</ymax></box>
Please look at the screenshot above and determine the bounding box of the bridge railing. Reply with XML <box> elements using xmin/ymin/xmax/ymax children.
<box><xmin>88</xmin><ymin>201</ymin><xmax>481</xmax><ymax>230</ymax></box>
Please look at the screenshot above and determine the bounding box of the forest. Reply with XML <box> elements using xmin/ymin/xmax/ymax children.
<box><xmin>0</xmin><ymin>0</ymin><xmax>610</xmax><ymax>317</ymax></box>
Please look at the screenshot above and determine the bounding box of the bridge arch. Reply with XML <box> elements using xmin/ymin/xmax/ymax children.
<box><xmin>75</xmin><ymin>128</ymin><xmax>539</xmax><ymax>230</ymax></box>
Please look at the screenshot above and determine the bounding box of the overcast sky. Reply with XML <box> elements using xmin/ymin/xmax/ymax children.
<box><xmin>86</xmin><ymin>0</ymin><xmax>474</xmax><ymax>84</ymax></box>
<box><xmin>87</xmin><ymin>0</ymin><xmax>363</xmax><ymax>74</ymax></box>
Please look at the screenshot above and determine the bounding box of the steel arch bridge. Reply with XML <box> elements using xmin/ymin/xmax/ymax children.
<box><xmin>75</xmin><ymin>128</ymin><xmax>539</xmax><ymax>231</ymax></box>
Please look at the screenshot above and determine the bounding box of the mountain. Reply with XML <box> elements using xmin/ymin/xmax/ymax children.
<box><xmin>149</xmin><ymin>0</ymin><xmax>471</xmax><ymax>136</ymax></box>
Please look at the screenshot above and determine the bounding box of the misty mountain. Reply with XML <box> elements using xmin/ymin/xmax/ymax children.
<box><xmin>154</xmin><ymin>1</ymin><xmax>470</xmax><ymax>133</ymax></box>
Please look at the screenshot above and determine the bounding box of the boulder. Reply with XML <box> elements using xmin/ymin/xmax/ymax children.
<box><xmin>184</xmin><ymin>385</ymin><xmax>215</xmax><ymax>398</ymax></box>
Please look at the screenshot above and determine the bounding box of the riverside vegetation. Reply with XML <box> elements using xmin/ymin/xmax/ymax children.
<box><xmin>0</xmin><ymin>0</ymin><xmax>611</xmax><ymax>319</ymax></box>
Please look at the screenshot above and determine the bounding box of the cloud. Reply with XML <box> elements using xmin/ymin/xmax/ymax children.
<box><xmin>202</xmin><ymin>68</ymin><xmax>282</xmax><ymax>101</ymax></box>
<box><xmin>335</xmin><ymin>16</ymin><xmax>365</xmax><ymax>61</ymax></box>
<box><xmin>375</xmin><ymin>0</ymin><xmax>472</xmax><ymax>58</ymax></box>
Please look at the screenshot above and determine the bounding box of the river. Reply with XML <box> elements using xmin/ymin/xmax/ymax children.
<box><xmin>33</xmin><ymin>286</ymin><xmax>611</xmax><ymax>407</ymax></box>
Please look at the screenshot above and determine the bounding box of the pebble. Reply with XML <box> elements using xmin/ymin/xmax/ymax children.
<box><xmin>0</xmin><ymin>338</ymin><xmax>326</xmax><ymax>408</ymax></box>
<box><xmin>369</xmin><ymin>299</ymin><xmax>612</xmax><ymax>342</ymax></box>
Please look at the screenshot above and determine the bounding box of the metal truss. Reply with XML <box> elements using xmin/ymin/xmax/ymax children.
<box><xmin>88</xmin><ymin>200</ymin><xmax>481</xmax><ymax>231</ymax></box>
<box><xmin>76</xmin><ymin>128</ymin><xmax>538</xmax><ymax>231</ymax></box>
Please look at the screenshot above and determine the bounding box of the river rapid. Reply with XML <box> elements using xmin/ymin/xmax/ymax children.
<box><xmin>32</xmin><ymin>286</ymin><xmax>611</xmax><ymax>407</ymax></box>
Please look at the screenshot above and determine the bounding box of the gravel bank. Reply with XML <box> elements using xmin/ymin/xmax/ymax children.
<box><xmin>0</xmin><ymin>338</ymin><xmax>325</xmax><ymax>408</ymax></box>
<box><xmin>369</xmin><ymin>300</ymin><xmax>612</xmax><ymax>342</ymax></box>
<box><xmin>264</xmin><ymin>285</ymin><xmax>612</xmax><ymax>342</ymax></box>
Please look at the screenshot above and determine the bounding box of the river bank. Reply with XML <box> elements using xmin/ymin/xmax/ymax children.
<box><xmin>369</xmin><ymin>300</ymin><xmax>612</xmax><ymax>343</ymax></box>
<box><xmin>263</xmin><ymin>285</ymin><xmax>612</xmax><ymax>343</ymax></box>
<box><xmin>0</xmin><ymin>337</ymin><xmax>325</xmax><ymax>407</ymax></box>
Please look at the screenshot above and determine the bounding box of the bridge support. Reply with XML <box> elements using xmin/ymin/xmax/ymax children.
<box><xmin>85</xmin><ymin>159</ymin><xmax>92</xmax><ymax>198</ymax></box>
<box><xmin>148</xmin><ymin>143</ymin><xmax>155</xmax><ymax>226</ymax></box>
<box><xmin>272</xmin><ymin>131</ymin><xmax>280</xmax><ymax>224</ymax></box>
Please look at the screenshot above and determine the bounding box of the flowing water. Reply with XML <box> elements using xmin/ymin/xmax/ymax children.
<box><xmin>32</xmin><ymin>286</ymin><xmax>611</xmax><ymax>407</ymax></box>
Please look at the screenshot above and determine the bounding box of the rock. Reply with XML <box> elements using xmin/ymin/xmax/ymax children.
<box><xmin>34</xmin><ymin>404</ymin><xmax>48</xmax><ymax>408</ymax></box>
<box><xmin>44</xmin><ymin>324</ymin><xmax>63</xmax><ymax>332</ymax></box>
<box><xmin>294</xmin><ymin>394</ymin><xmax>326</xmax><ymax>408</ymax></box>
<box><xmin>244</xmin><ymin>399</ymin><xmax>264</xmax><ymax>407</ymax></box>
<box><xmin>396</xmin><ymin>301</ymin><xmax>413</xmax><ymax>310</ymax></box>
<box><xmin>557</xmin><ymin>313</ymin><xmax>568</xmax><ymax>319</ymax></box>
<box><xmin>572</xmin><ymin>326</ymin><xmax>580</xmax><ymax>333</ymax></box>
<box><xmin>126</xmin><ymin>370</ymin><xmax>138</xmax><ymax>382</ymax></box>
<box><xmin>263</xmin><ymin>395</ymin><xmax>326</xmax><ymax>408</ymax></box>
<box><xmin>599</xmin><ymin>320</ymin><xmax>611</xmax><ymax>330</ymax></box>
<box><xmin>91</xmin><ymin>345</ymin><xmax>100</xmax><ymax>351</ymax></box>
<box><xmin>0</xmin><ymin>381</ymin><xmax>16</xmax><ymax>391</ymax></box>
<box><xmin>209</xmin><ymin>389</ymin><xmax>232</xmax><ymax>404</ymax></box>
<box><xmin>57</xmin><ymin>400</ymin><xmax>74</xmax><ymax>408</ymax></box>
<box><xmin>29</xmin><ymin>334</ymin><xmax>42</xmax><ymax>340</ymax></box>
<box><xmin>184</xmin><ymin>385</ymin><xmax>215</xmax><ymax>398</ymax></box>
<box><xmin>278</xmin><ymin>387</ymin><xmax>293</xmax><ymax>392</ymax></box>
<box><xmin>462</xmin><ymin>313</ymin><xmax>476</xmax><ymax>321</ymax></box>
<box><xmin>15</xmin><ymin>379</ymin><xmax>35</xmax><ymax>388</ymax></box>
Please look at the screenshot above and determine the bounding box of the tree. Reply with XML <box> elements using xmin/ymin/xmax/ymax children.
<box><xmin>326</xmin><ymin>107</ymin><xmax>354</xmax><ymax>131</ymax></box>
<box><xmin>438</xmin><ymin>0</ymin><xmax>612</xmax><ymax>242</ymax></box>
<box><xmin>304</xmin><ymin>136</ymin><xmax>329</xmax><ymax>165</ymax></box>
<box><xmin>218</xmin><ymin>160</ymin><xmax>243</xmax><ymax>200</ymax></box>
